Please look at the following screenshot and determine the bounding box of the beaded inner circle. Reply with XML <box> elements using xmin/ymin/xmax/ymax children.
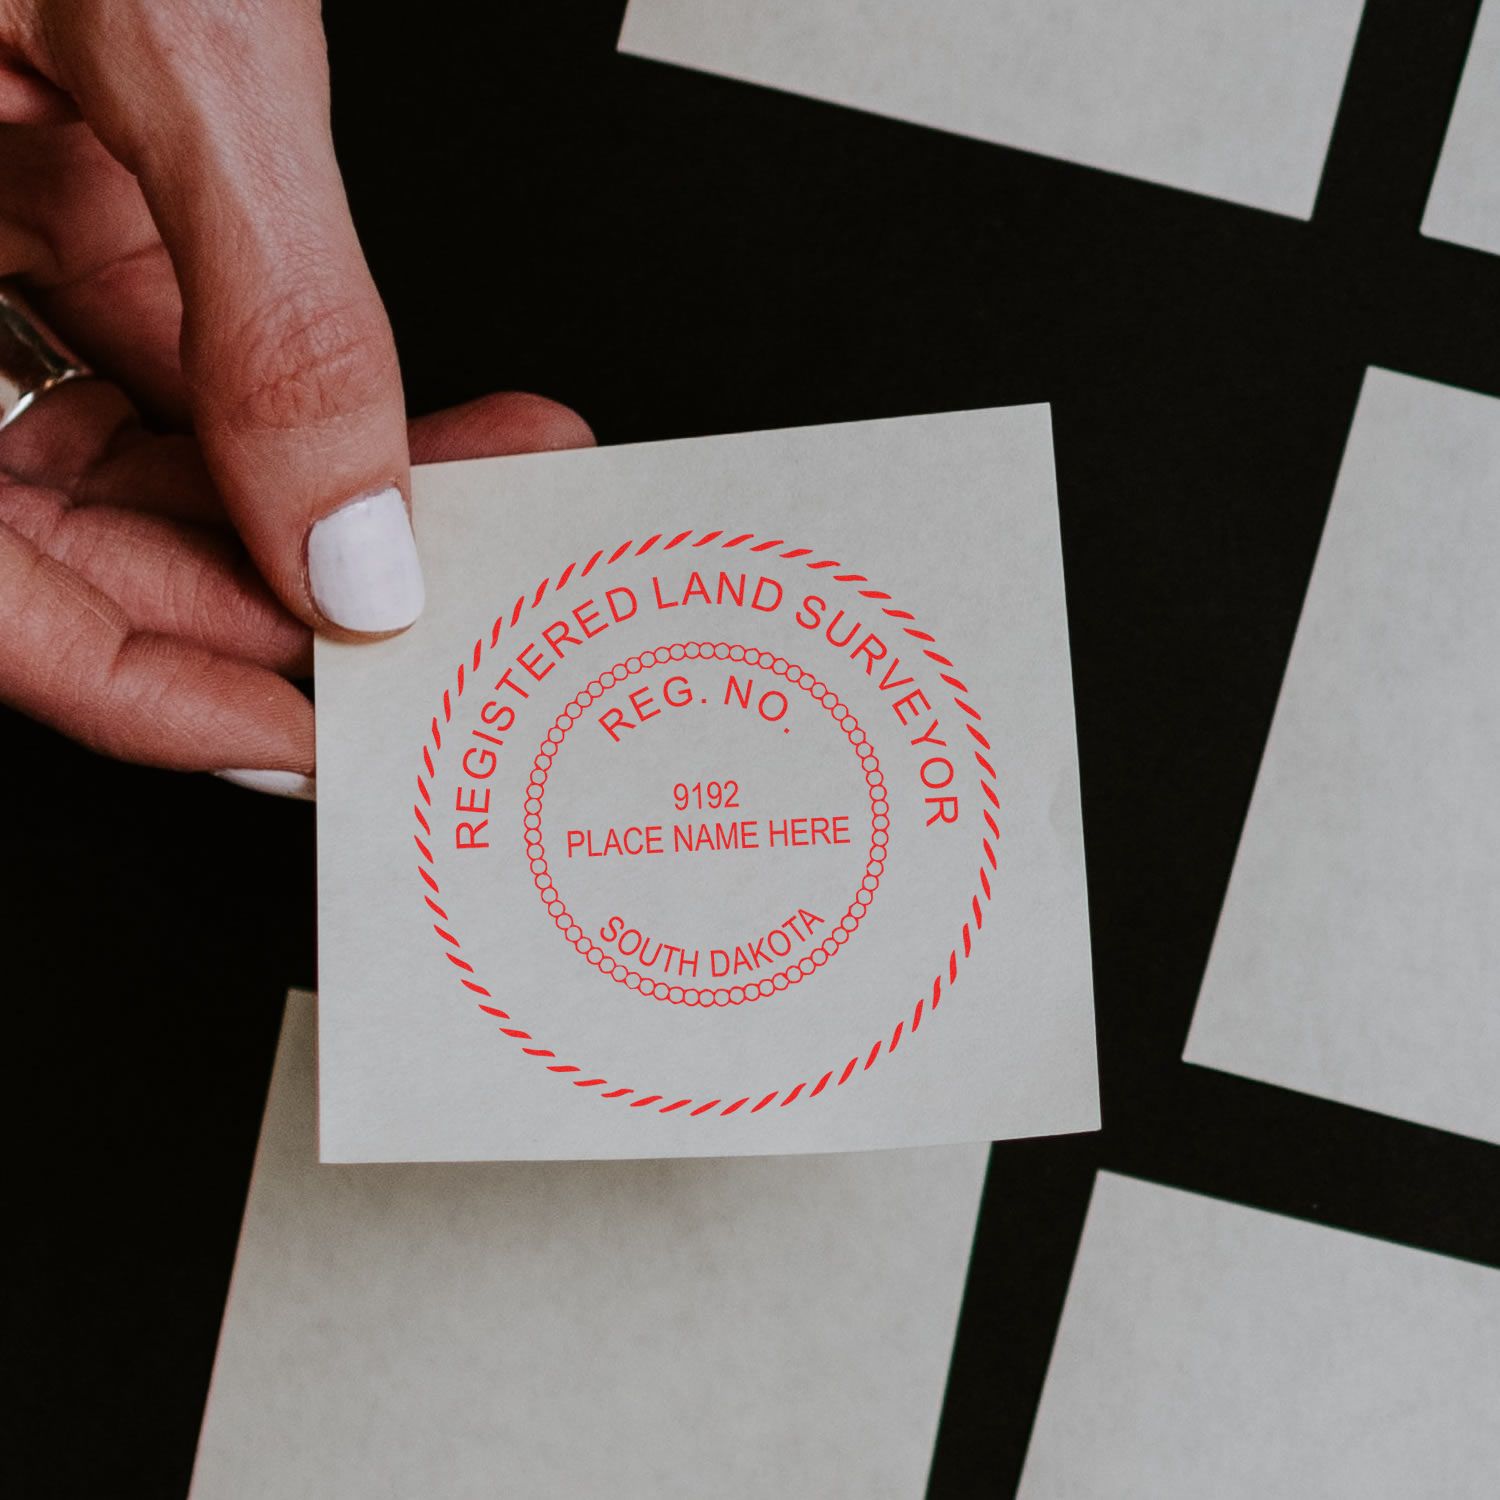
<box><xmin>522</xmin><ymin>642</ymin><xmax>890</xmax><ymax>1006</ymax></box>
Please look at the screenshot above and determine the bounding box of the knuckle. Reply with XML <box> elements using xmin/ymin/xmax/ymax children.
<box><xmin>211</xmin><ymin>291</ymin><xmax>398</xmax><ymax>435</ymax></box>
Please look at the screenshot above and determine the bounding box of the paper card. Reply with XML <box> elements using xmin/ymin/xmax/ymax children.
<box><xmin>1018</xmin><ymin>1173</ymin><xmax>1500</xmax><ymax>1498</ymax></box>
<box><xmin>618</xmin><ymin>0</ymin><xmax>1366</xmax><ymax>219</ymax></box>
<box><xmin>189</xmin><ymin>992</ymin><xmax>989</xmax><ymax>1499</ymax></box>
<box><xmin>1423</xmin><ymin>0</ymin><xmax>1500</xmax><ymax>256</ymax></box>
<box><xmin>1185</xmin><ymin>369</ymin><xmax>1500</xmax><ymax>1144</ymax></box>
<box><xmin>316</xmin><ymin>405</ymin><xmax>1096</xmax><ymax>1161</ymax></box>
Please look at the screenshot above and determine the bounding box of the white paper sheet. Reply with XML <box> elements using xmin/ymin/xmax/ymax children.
<box><xmin>1185</xmin><ymin>369</ymin><xmax>1500</xmax><ymax>1144</ymax></box>
<box><xmin>189</xmin><ymin>992</ymin><xmax>988</xmax><ymax>1500</ymax></box>
<box><xmin>1423</xmin><ymin>0</ymin><xmax>1500</xmax><ymax>256</ymax></box>
<box><xmin>316</xmin><ymin>406</ymin><xmax>1097</xmax><ymax>1161</ymax></box>
<box><xmin>1018</xmin><ymin>1173</ymin><xmax>1500</xmax><ymax>1499</ymax></box>
<box><xmin>618</xmin><ymin>0</ymin><xmax>1366</xmax><ymax>219</ymax></box>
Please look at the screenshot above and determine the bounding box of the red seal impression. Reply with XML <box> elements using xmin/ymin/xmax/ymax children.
<box><xmin>413</xmin><ymin>529</ymin><xmax>1000</xmax><ymax>1120</ymax></box>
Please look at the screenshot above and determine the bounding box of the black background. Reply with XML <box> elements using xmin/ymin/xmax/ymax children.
<box><xmin>12</xmin><ymin>2</ymin><xmax>1500</xmax><ymax>1495</ymax></box>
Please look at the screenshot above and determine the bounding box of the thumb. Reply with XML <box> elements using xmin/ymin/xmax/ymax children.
<box><xmin>42</xmin><ymin>0</ymin><xmax>421</xmax><ymax>636</ymax></box>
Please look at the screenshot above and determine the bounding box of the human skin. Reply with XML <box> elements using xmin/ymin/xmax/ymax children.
<box><xmin>0</xmin><ymin>0</ymin><xmax>590</xmax><ymax>788</ymax></box>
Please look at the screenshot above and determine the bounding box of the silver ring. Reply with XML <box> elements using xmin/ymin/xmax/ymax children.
<box><xmin>0</xmin><ymin>286</ymin><xmax>93</xmax><ymax>431</ymax></box>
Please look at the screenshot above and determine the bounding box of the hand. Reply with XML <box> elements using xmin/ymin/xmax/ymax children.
<box><xmin>0</xmin><ymin>0</ymin><xmax>590</xmax><ymax>794</ymax></box>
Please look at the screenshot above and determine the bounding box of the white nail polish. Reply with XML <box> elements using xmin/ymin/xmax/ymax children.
<box><xmin>215</xmin><ymin>768</ymin><xmax>317</xmax><ymax>802</ymax></box>
<box><xmin>307</xmin><ymin>486</ymin><xmax>425</xmax><ymax>633</ymax></box>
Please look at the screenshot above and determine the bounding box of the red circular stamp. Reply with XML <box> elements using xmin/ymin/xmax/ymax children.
<box><xmin>414</xmin><ymin>530</ymin><xmax>999</xmax><ymax>1120</ymax></box>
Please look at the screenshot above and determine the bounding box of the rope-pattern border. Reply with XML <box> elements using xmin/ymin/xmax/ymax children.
<box><xmin>412</xmin><ymin>529</ymin><xmax>1001</xmax><ymax>1118</ymax></box>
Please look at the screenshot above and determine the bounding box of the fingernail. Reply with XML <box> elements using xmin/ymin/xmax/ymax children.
<box><xmin>215</xmin><ymin>769</ymin><xmax>317</xmax><ymax>802</ymax></box>
<box><xmin>307</xmin><ymin>486</ymin><xmax>425</xmax><ymax>633</ymax></box>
